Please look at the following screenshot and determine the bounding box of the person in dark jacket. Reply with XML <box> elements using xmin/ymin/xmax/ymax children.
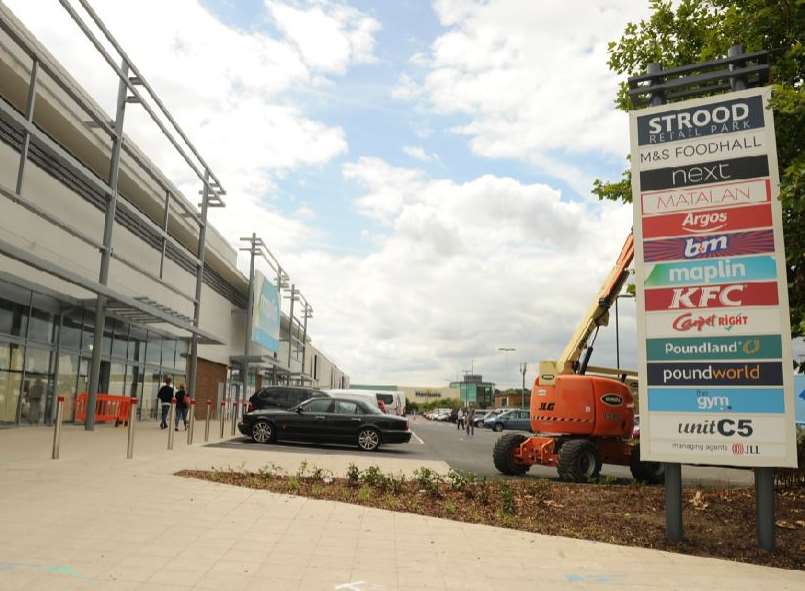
<box><xmin>157</xmin><ymin>377</ymin><xmax>173</xmax><ymax>429</ymax></box>
<box><xmin>174</xmin><ymin>384</ymin><xmax>190</xmax><ymax>431</ymax></box>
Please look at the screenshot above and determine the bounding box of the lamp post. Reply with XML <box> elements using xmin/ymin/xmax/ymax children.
<box><xmin>497</xmin><ymin>347</ymin><xmax>516</xmax><ymax>405</ymax></box>
<box><xmin>519</xmin><ymin>362</ymin><xmax>527</xmax><ymax>409</ymax></box>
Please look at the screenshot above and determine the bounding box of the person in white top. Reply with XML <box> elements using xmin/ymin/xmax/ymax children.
<box><xmin>457</xmin><ymin>408</ymin><xmax>464</xmax><ymax>431</ymax></box>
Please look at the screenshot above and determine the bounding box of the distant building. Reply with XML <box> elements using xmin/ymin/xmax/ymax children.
<box><xmin>350</xmin><ymin>384</ymin><xmax>460</xmax><ymax>404</ymax></box>
<box><xmin>448</xmin><ymin>374</ymin><xmax>495</xmax><ymax>408</ymax></box>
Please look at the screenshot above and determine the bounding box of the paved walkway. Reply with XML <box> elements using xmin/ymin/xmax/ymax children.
<box><xmin>0</xmin><ymin>421</ymin><xmax>802</xmax><ymax>590</ymax></box>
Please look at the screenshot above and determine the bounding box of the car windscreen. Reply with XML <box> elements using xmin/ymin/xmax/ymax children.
<box><xmin>376</xmin><ymin>393</ymin><xmax>395</xmax><ymax>405</ymax></box>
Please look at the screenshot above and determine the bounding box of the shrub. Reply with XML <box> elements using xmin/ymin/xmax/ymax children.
<box><xmin>414</xmin><ymin>467</ymin><xmax>443</xmax><ymax>496</ymax></box>
<box><xmin>357</xmin><ymin>486</ymin><xmax>371</xmax><ymax>502</ymax></box>
<box><xmin>447</xmin><ymin>469</ymin><xmax>476</xmax><ymax>491</ymax></box>
<box><xmin>387</xmin><ymin>473</ymin><xmax>407</xmax><ymax>495</ymax></box>
<box><xmin>346</xmin><ymin>463</ymin><xmax>360</xmax><ymax>486</ymax></box>
<box><xmin>360</xmin><ymin>465</ymin><xmax>388</xmax><ymax>489</ymax></box>
<box><xmin>499</xmin><ymin>482</ymin><xmax>515</xmax><ymax>516</ymax></box>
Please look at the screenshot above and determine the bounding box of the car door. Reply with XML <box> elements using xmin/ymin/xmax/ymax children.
<box><xmin>329</xmin><ymin>399</ymin><xmax>364</xmax><ymax>443</ymax></box>
<box><xmin>286</xmin><ymin>397</ymin><xmax>333</xmax><ymax>441</ymax></box>
<box><xmin>516</xmin><ymin>410</ymin><xmax>531</xmax><ymax>431</ymax></box>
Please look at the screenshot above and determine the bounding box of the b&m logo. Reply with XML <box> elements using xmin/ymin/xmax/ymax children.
<box><xmin>684</xmin><ymin>235</ymin><xmax>727</xmax><ymax>258</ymax></box>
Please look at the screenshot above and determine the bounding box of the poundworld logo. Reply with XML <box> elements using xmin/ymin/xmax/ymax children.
<box><xmin>647</xmin><ymin>362</ymin><xmax>783</xmax><ymax>387</ymax></box>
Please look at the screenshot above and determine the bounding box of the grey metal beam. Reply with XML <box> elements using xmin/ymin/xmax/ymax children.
<box><xmin>159</xmin><ymin>191</ymin><xmax>170</xmax><ymax>279</ymax></box>
<box><xmin>188</xmin><ymin>171</ymin><xmax>211</xmax><ymax>400</ymax></box>
<box><xmin>15</xmin><ymin>58</ymin><xmax>38</xmax><ymax>195</ymax></box>
<box><xmin>86</xmin><ymin>60</ymin><xmax>129</xmax><ymax>431</ymax></box>
<box><xmin>0</xmin><ymin>236</ymin><xmax>220</xmax><ymax>342</ymax></box>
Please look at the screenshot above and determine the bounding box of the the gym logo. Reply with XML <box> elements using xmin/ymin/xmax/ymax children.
<box><xmin>696</xmin><ymin>393</ymin><xmax>731</xmax><ymax>410</ymax></box>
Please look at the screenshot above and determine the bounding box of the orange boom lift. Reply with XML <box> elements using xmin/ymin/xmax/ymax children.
<box><xmin>493</xmin><ymin>233</ymin><xmax>664</xmax><ymax>482</ymax></box>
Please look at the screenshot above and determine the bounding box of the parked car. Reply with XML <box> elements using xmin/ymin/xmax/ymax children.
<box><xmin>434</xmin><ymin>409</ymin><xmax>452</xmax><ymax>421</ymax></box>
<box><xmin>479</xmin><ymin>408</ymin><xmax>507</xmax><ymax>427</ymax></box>
<box><xmin>484</xmin><ymin>409</ymin><xmax>531</xmax><ymax>432</ymax></box>
<box><xmin>325</xmin><ymin>389</ymin><xmax>406</xmax><ymax>416</ymax></box>
<box><xmin>239</xmin><ymin>397</ymin><xmax>411</xmax><ymax>451</ymax></box>
<box><xmin>472</xmin><ymin>410</ymin><xmax>494</xmax><ymax>426</ymax></box>
<box><xmin>247</xmin><ymin>386</ymin><xmax>327</xmax><ymax>412</ymax></box>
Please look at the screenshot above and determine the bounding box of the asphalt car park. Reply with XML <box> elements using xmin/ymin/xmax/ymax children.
<box><xmin>210</xmin><ymin>416</ymin><xmax>754</xmax><ymax>486</ymax></box>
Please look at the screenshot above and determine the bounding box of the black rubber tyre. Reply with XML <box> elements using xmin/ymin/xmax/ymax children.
<box><xmin>357</xmin><ymin>428</ymin><xmax>381</xmax><ymax>451</ymax></box>
<box><xmin>493</xmin><ymin>423</ymin><xmax>504</xmax><ymax>432</ymax></box>
<box><xmin>557</xmin><ymin>439</ymin><xmax>601</xmax><ymax>482</ymax></box>
<box><xmin>251</xmin><ymin>420</ymin><xmax>275</xmax><ymax>444</ymax></box>
<box><xmin>629</xmin><ymin>444</ymin><xmax>665</xmax><ymax>484</ymax></box>
<box><xmin>493</xmin><ymin>433</ymin><xmax>530</xmax><ymax>476</ymax></box>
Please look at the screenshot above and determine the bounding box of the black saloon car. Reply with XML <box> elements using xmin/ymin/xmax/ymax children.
<box><xmin>247</xmin><ymin>386</ymin><xmax>327</xmax><ymax>412</ymax></box>
<box><xmin>238</xmin><ymin>397</ymin><xmax>411</xmax><ymax>451</ymax></box>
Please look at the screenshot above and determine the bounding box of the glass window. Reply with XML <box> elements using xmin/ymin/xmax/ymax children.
<box><xmin>126</xmin><ymin>364</ymin><xmax>143</xmax><ymax>399</ymax></box>
<box><xmin>129</xmin><ymin>327</ymin><xmax>147</xmax><ymax>362</ymax></box>
<box><xmin>55</xmin><ymin>353</ymin><xmax>79</xmax><ymax>422</ymax></box>
<box><xmin>146</xmin><ymin>337</ymin><xmax>161</xmax><ymax>366</ymax></box>
<box><xmin>142</xmin><ymin>369</ymin><xmax>162</xmax><ymax>420</ymax></box>
<box><xmin>0</xmin><ymin>343</ymin><xmax>23</xmax><ymax>423</ymax></box>
<box><xmin>302</xmin><ymin>398</ymin><xmax>332</xmax><ymax>413</ymax></box>
<box><xmin>61</xmin><ymin>311</ymin><xmax>83</xmax><ymax>352</ymax></box>
<box><xmin>0</xmin><ymin>284</ymin><xmax>29</xmax><ymax>338</ymax></box>
<box><xmin>28</xmin><ymin>307</ymin><xmax>55</xmax><ymax>345</ymax></box>
<box><xmin>334</xmin><ymin>400</ymin><xmax>359</xmax><ymax>415</ymax></box>
<box><xmin>263</xmin><ymin>390</ymin><xmax>288</xmax><ymax>407</ymax></box>
<box><xmin>109</xmin><ymin>362</ymin><xmax>126</xmax><ymax>395</ymax></box>
<box><xmin>161</xmin><ymin>339</ymin><xmax>175</xmax><ymax>370</ymax></box>
<box><xmin>20</xmin><ymin>347</ymin><xmax>54</xmax><ymax>424</ymax></box>
<box><xmin>111</xmin><ymin>321</ymin><xmax>129</xmax><ymax>360</ymax></box>
<box><xmin>376</xmin><ymin>393</ymin><xmax>394</xmax><ymax>405</ymax></box>
<box><xmin>175</xmin><ymin>339</ymin><xmax>188</xmax><ymax>369</ymax></box>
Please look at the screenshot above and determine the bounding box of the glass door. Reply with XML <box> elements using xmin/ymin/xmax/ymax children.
<box><xmin>19</xmin><ymin>346</ymin><xmax>55</xmax><ymax>425</ymax></box>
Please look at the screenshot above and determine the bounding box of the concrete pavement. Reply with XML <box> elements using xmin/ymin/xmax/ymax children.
<box><xmin>0</xmin><ymin>421</ymin><xmax>801</xmax><ymax>590</ymax></box>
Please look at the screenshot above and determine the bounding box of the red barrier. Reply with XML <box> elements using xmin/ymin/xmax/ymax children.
<box><xmin>74</xmin><ymin>393</ymin><xmax>132</xmax><ymax>426</ymax></box>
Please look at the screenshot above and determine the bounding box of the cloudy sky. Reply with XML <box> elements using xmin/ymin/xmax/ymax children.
<box><xmin>7</xmin><ymin>0</ymin><xmax>656</xmax><ymax>387</ymax></box>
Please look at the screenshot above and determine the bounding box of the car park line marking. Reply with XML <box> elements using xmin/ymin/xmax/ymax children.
<box><xmin>410</xmin><ymin>431</ymin><xmax>425</xmax><ymax>445</ymax></box>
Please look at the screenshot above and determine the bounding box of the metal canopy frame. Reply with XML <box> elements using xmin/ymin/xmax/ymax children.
<box><xmin>0</xmin><ymin>0</ymin><xmax>229</xmax><ymax>429</ymax></box>
<box><xmin>239</xmin><ymin>234</ymin><xmax>315</xmax><ymax>393</ymax></box>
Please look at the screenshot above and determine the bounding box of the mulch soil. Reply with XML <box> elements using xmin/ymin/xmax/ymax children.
<box><xmin>177</xmin><ymin>469</ymin><xmax>805</xmax><ymax>571</ymax></box>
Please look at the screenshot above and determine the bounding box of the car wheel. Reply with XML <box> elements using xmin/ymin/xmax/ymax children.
<box><xmin>357</xmin><ymin>428</ymin><xmax>381</xmax><ymax>451</ymax></box>
<box><xmin>251</xmin><ymin>420</ymin><xmax>274</xmax><ymax>444</ymax></box>
<box><xmin>493</xmin><ymin>423</ymin><xmax>504</xmax><ymax>432</ymax></box>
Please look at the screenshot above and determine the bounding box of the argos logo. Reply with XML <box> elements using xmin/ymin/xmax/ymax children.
<box><xmin>683</xmin><ymin>210</ymin><xmax>727</xmax><ymax>233</ymax></box>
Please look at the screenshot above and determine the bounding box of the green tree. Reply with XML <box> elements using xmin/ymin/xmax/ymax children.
<box><xmin>594</xmin><ymin>0</ymin><xmax>805</xmax><ymax>350</ymax></box>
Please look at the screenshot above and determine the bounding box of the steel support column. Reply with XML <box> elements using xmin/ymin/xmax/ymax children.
<box><xmin>287</xmin><ymin>284</ymin><xmax>296</xmax><ymax>382</ymax></box>
<box><xmin>16</xmin><ymin>58</ymin><xmax>38</xmax><ymax>194</ymax></box>
<box><xmin>188</xmin><ymin>172</ymin><xmax>211</xmax><ymax>404</ymax></box>
<box><xmin>242</xmin><ymin>233</ymin><xmax>257</xmax><ymax>407</ymax></box>
<box><xmin>300</xmin><ymin>304</ymin><xmax>309</xmax><ymax>382</ymax></box>
<box><xmin>86</xmin><ymin>61</ymin><xmax>129</xmax><ymax>431</ymax></box>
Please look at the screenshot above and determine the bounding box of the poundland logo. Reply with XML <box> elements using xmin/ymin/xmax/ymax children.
<box><xmin>637</xmin><ymin>96</ymin><xmax>764</xmax><ymax>145</ymax></box>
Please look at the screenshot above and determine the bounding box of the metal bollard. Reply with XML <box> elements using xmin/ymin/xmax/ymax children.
<box><xmin>51</xmin><ymin>396</ymin><xmax>64</xmax><ymax>459</ymax></box>
<box><xmin>204</xmin><ymin>400</ymin><xmax>211</xmax><ymax>442</ymax></box>
<box><xmin>187</xmin><ymin>400</ymin><xmax>196</xmax><ymax>445</ymax></box>
<box><xmin>230</xmin><ymin>400</ymin><xmax>237</xmax><ymax>436</ymax></box>
<box><xmin>219</xmin><ymin>401</ymin><xmax>226</xmax><ymax>439</ymax></box>
<box><xmin>167</xmin><ymin>399</ymin><xmax>176</xmax><ymax>450</ymax></box>
<box><xmin>127</xmin><ymin>397</ymin><xmax>137</xmax><ymax>459</ymax></box>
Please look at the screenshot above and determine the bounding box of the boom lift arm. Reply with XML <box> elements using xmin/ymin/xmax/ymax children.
<box><xmin>539</xmin><ymin>233</ymin><xmax>634</xmax><ymax>385</ymax></box>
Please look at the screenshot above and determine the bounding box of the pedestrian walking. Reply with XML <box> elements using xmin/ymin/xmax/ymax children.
<box><xmin>457</xmin><ymin>407</ymin><xmax>464</xmax><ymax>431</ymax></box>
<box><xmin>466</xmin><ymin>406</ymin><xmax>475</xmax><ymax>437</ymax></box>
<box><xmin>157</xmin><ymin>376</ymin><xmax>173</xmax><ymax>429</ymax></box>
<box><xmin>174</xmin><ymin>383</ymin><xmax>190</xmax><ymax>431</ymax></box>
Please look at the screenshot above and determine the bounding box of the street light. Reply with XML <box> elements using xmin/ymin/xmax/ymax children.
<box><xmin>497</xmin><ymin>347</ymin><xmax>516</xmax><ymax>406</ymax></box>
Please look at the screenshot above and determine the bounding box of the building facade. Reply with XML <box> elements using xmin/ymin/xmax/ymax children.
<box><xmin>0</xmin><ymin>5</ymin><xmax>347</xmax><ymax>425</ymax></box>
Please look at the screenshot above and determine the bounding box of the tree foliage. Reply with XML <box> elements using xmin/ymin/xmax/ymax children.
<box><xmin>594</xmin><ymin>0</ymin><xmax>805</xmax><ymax>341</ymax></box>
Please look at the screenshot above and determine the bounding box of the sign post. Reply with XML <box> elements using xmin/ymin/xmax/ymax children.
<box><xmin>630</xmin><ymin>60</ymin><xmax>797</xmax><ymax>551</ymax></box>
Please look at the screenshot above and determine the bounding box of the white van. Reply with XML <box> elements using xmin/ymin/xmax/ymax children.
<box><xmin>325</xmin><ymin>389</ymin><xmax>406</xmax><ymax>416</ymax></box>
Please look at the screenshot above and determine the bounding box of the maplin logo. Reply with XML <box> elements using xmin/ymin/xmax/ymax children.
<box><xmin>601</xmin><ymin>393</ymin><xmax>623</xmax><ymax>407</ymax></box>
<box><xmin>681</xmin><ymin>211</ymin><xmax>727</xmax><ymax>234</ymax></box>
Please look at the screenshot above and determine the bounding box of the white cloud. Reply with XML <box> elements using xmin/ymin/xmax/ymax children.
<box><xmin>286</xmin><ymin>158</ymin><xmax>635</xmax><ymax>386</ymax></box>
<box><xmin>4</xmin><ymin>0</ymin><xmax>377</xmax><ymax>255</ymax></box>
<box><xmin>266</xmin><ymin>0</ymin><xmax>380</xmax><ymax>74</ymax></box>
<box><xmin>397</xmin><ymin>0</ymin><xmax>652</xmax><ymax>192</ymax></box>
<box><xmin>402</xmin><ymin>145</ymin><xmax>437</xmax><ymax>162</ymax></box>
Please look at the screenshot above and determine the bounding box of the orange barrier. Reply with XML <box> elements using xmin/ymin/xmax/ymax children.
<box><xmin>74</xmin><ymin>393</ymin><xmax>132</xmax><ymax>426</ymax></box>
